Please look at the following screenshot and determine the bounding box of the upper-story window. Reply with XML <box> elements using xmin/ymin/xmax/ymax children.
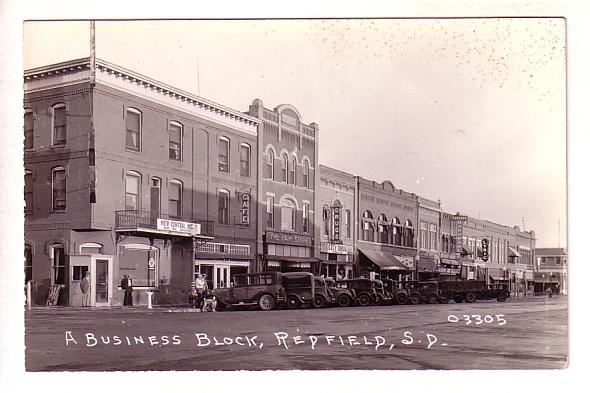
<box><xmin>362</xmin><ymin>210</ymin><xmax>374</xmax><ymax>242</ymax></box>
<box><xmin>52</xmin><ymin>166</ymin><xmax>66</xmax><ymax>211</ymax></box>
<box><xmin>24</xmin><ymin>243</ymin><xmax>33</xmax><ymax>283</ymax></box>
<box><xmin>288</xmin><ymin>155</ymin><xmax>296</xmax><ymax>185</ymax></box>
<box><xmin>51</xmin><ymin>243</ymin><xmax>66</xmax><ymax>285</ymax></box>
<box><xmin>323</xmin><ymin>205</ymin><xmax>330</xmax><ymax>235</ymax></box>
<box><xmin>169</xmin><ymin>121</ymin><xmax>182</xmax><ymax>161</ymax></box>
<box><xmin>266</xmin><ymin>149</ymin><xmax>275</xmax><ymax>180</ymax></box>
<box><xmin>378</xmin><ymin>214</ymin><xmax>389</xmax><ymax>244</ymax></box>
<box><xmin>126</xmin><ymin>108</ymin><xmax>141</xmax><ymax>151</ymax></box>
<box><xmin>302</xmin><ymin>159</ymin><xmax>310</xmax><ymax>188</ymax></box>
<box><xmin>24</xmin><ymin>170</ymin><xmax>33</xmax><ymax>214</ymax></box>
<box><xmin>24</xmin><ymin>109</ymin><xmax>34</xmax><ymax>150</ymax></box>
<box><xmin>169</xmin><ymin>180</ymin><xmax>183</xmax><ymax>219</ymax></box>
<box><xmin>302</xmin><ymin>203</ymin><xmax>310</xmax><ymax>233</ymax></box>
<box><xmin>218</xmin><ymin>189</ymin><xmax>230</xmax><ymax>225</ymax></box>
<box><xmin>281</xmin><ymin>153</ymin><xmax>288</xmax><ymax>183</ymax></box>
<box><xmin>392</xmin><ymin>217</ymin><xmax>402</xmax><ymax>245</ymax></box>
<box><xmin>281</xmin><ymin>199</ymin><xmax>296</xmax><ymax>231</ymax></box>
<box><xmin>345</xmin><ymin>209</ymin><xmax>351</xmax><ymax>238</ymax></box>
<box><xmin>52</xmin><ymin>103</ymin><xmax>67</xmax><ymax>146</ymax></box>
<box><xmin>240</xmin><ymin>143</ymin><xmax>251</xmax><ymax>177</ymax></box>
<box><xmin>420</xmin><ymin>222</ymin><xmax>428</xmax><ymax>250</ymax></box>
<box><xmin>404</xmin><ymin>219</ymin><xmax>414</xmax><ymax>248</ymax></box>
<box><xmin>429</xmin><ymin>223</ymin><xmax>437</xmax><ymax>250</ymax></box>
<box><xmin>266</xmin><ymin>196</ymin><xmax>275</xmax><ymax>228</ymax></box>
<box><xmin>218</xmin><ymin>137</ymin><xmax>230</xmax><ymax>173</ymax></box>
<box><xmin>125</xmin><ymin>171</ymin><xmax>141</xmax><ymax>210</ymax></box>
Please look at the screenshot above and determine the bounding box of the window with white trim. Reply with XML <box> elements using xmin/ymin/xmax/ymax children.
<box><xmin>52</xmin><ymin>103</ymin><xmax>66</xmax><ymax>146</ymax></box>
<box><xmin>288</xmin><ymin>155</ymin><xmax>296</xmax><ymax>185</ymax></box>
<box><xmin>303</xmin><ymin>160</ymin><xmax>310</xmax><ymax>188</ymax></box>
<box><xmin>266</xmin><ymin>196</ymin><xmax>275</xmax><ymax>228</ymax></box>
<box><xmin>24</xmin><ymin>170</ymin><xmax>33</xmax><ymax>213</ymax></box>
<box><xmin>218</xmin><ymin>189</ymin><xmax>230</xmax><ymax>225</ymax></box>
<box><xmin>51</xmin><ymin>243</ymin><xmax>66</xmax><ymax>285</ymax></box>
<box><xmin>302</xmin><ymin>203</ymin><xmax>309</xmax><ymax>233</ymax></box>
<box><xmin>240</xmin><ymin>143</ymin><xmax>251</xmax><ymax>177</ymax></box>
<box><xmin>24</xmin><ymin>109</ymin><xmax>34</xmax><ymax>150</ymax></box>
<box><xmin>169</xmin><ymin>121</ymin><xmax>182</xmax><ymax>161</ymax></box>
<box><xmin>125</xmin><ymin>172</ymin><xmax>141</xmax><ymax>210</ymax></box>
<box><xmin>429</xmin><ymin>223</ymin><xmax>437</xmax><ymax>250</ymax></box>
<box><xmin>25</xmin><ymin>243</ymin><xmax>32</xmax><ymax>283</ymax></box>
<box><xmin>169</xmin><ymin>180</ymin><xmax>183</xmax><ymax>219</ymax></box>
<box><xmin>281</xmin><ymin>153</ymin><xmax>288</xmax><ymax>183</ymax></box>
<box><xmin>281</xmin><ymin>199</ymin><xmax>296</xmax><ymax>231</ymax></box>
<box><xmin>125</xmin><ymin>108</ymin><xmax>141</xmax><ymax>151</ymax></box>
<box><xmin>420</xmin><ymin>222</ymin><xmax>428</xmax><ymax>250</ymax></box>
<box><xmin>218</xmin><ymin>137</ymin><xmax>230</xmax><ymax>173</ymax></box>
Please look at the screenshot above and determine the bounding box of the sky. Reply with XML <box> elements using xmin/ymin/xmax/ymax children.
<box><xmin>23</xmin><ymin>18</ymin><xmax>567</xmax><ymax>247</ymax></box>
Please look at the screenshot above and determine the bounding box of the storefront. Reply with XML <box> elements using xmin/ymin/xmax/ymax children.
<box><xmin>263</xmin><ymin>230</ymin><xmax>318</xmax><ymax>273</ymax></box>
<box><xmin>357</xmin><ymin>247</ymin><xmax>413</xmax><ymax>280</ymax></box>
<box><xmin>439</xmin><ymin>258</ymin><xmax>460</xmax><ymax>280</ymax></box>
<box><xmin>320</xmin><ymin>242</ymin><xmax>355</xmax><ymax>279</ymax></box>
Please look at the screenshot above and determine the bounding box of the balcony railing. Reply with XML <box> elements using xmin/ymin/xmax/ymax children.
<box><xmin>115</xmin><ymin>210</ymin><xmax>214</xmax><ymax>238</ymax></box>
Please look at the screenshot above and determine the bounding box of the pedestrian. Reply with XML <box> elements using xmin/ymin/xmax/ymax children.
<box><xmin>547</xmin><ymin>286</ymin><xmax>553</xmax><ymax>298</ymax></box>
<box><xmin>188</xmin><ymin>283</ymin><xmax>198</xmax><ymax>308</ymax></box>
<box><xmin>121</xmin><ymin>274</ymin><xmax>133</xmax><ymax>306</ymax></box>
<box><xmin>80</xmin><ymin>271</ymin><xmax>91</xmax><ymax>307</ymax></box>
<box><xmin>195</xmin><ymin>273</ymin><xmax>208</xmax><ymax>311</ymax></box>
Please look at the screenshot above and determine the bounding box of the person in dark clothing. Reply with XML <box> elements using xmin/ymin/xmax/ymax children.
<box><xmin>121</xmin><ymin>274</ymin><xmax>133</xmax><ymax>306</ymax></box>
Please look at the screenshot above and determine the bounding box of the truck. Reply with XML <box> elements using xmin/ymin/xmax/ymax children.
<box><xmin>437</xmin><ymin>280</ymin><xmax>510</xmax><ymax>303</ymax></box>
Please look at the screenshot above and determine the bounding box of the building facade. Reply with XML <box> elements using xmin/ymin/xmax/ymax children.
<box><xmin>354</xmin><ymin>177</ymin><xmax>417</xmax><ymax>280</ymax></box>
<box><xmin>24</xmin><ymin>58</ymin><xmax>260</xmax><ymax>306</ymax></box>
<box><xmin>416</xmin><ymin>197</ymin><xmax>442</xmax><ymax>280</ymax></box>
<box><xmin>318</xmin><ymin>165</ymin><xmax>356</xmax><ymax>279</ymax></box>
<box><xmin>534</xmin><ymin>248</ymin><xmax>567</xmax><ymax>294</ymax></box>
<box><xmin>247</xmin><ymin>99</ymin><xmax>320</xmax><ymax>274</ymax></box>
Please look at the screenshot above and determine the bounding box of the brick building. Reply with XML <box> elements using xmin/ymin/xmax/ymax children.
<box><xmin>247</xmin><ymin>99</ymin><xmax>320</xmax><ymax>274</ymax></box>
<box><xmin>24</xmin><ymin>58</ymin><xmax>260</xmax><ymax>306</ymax></box>
<box><xmin>534</xmin><ymin>248</ymin><xmax>567</xmax><ymax>294</ymax></box>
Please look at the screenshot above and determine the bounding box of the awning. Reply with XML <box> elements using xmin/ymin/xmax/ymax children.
<box><xmin>461</xmin><ymin>246</ymin><xmax>472</xmax><ymax>255</ymax></box>
<box><xmin>508</xmin><ymin>247</ymin><xmax>521</xmax><ymax>257</ymax></box>
<box><xmin>489</xmin><ymin>275</ymin><xmax>507</xmax><ymax>281</ymax></box>
<box><xmin>358</xmin><ymin>248</ymin><xmax>408</xmax><ymax>270</ymax></box>
<box><xmin>441</xmin><ymin>258</ymin><xmax>459</xmax><ymax>266</ymax></box>
<box><xmin>265</xmin><ymin>255</ymin><xmax>320</xmax><ymax>264</ymax></box>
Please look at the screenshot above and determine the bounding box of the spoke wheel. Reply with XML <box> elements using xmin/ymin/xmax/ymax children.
<box><xmin>410</xmin><ymin>293</ymin><xmax>422</xmax><ymax>305</ymax></box>
<box><xmin>337</xmin><ymin>295</ymin><xmax>351</xmax><ymax>307</ymax></box>
<box><xmin>286</xmin><ymin>295</ymin><xmax>301</xmax><ymax>309</ymax></box>
<box><xmin>258</xmin><ymin>294</ymin><xmax>275</xmax><ymax>311</ymax></box>
<box><xmin>312</xmin><ymin>295</ymin><xmax>326</xmax><ymax>308</ymax></box>
<box><xmin>465</xmin><ymin>292</ymin><xmax>477</xmax><ymax>303</ymax></box>
<box><xmin>396</xmin><ymin>293</ymin><xmax>408</xmax><ymax>305</ymax></box>
<box><xmin>358</xmin><ymin>294</ymin><xmax>371</xmax><ymax>306</ymax></box>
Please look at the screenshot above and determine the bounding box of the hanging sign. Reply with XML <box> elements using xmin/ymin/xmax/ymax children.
<box><xmin>481</xmin><ymin>238</ymin><xmax>489</xmax><ymax>261</ymax></box>
<box><xmin>241</xmin><ymin>193</ymin><xmax>250</xmax><ymax>225</ymax></box>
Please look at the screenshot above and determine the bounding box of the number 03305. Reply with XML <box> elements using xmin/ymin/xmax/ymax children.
<box><xmin>447</xmin><ymin>314</ymin><xmax>507</xmax><ymax>326</ymax></box>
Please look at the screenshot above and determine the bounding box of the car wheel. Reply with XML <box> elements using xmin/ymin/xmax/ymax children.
<box><xmin>465</xmin><ymin>292</ymin><xmax>477</xmax><ymax>303</ymax></box>
<box><xmin>337</xmin><ymin>295</ymin><xmax>351</xmax><ymax>307</ymax></box>
<box><xmin>286</xmin><ymin>295</ymin><xmax>301</xmax><ymax>309</ymax></box>
<box><xmin>439</xmin><ymin>294</ymin><xmax>450</xmax><ymax>304</ymax></box>
<box><xmin>258</xmin><ymin>294</ymin><xmax>275</xmax><ymax>311</ymax></box>
<box><xmin>427</xmin><ymin>294</ymin><xmax>439</xmax><ymax>304</ymax></box>
<box><xmin>358</xmin><ymin>294</ymin><xmax>371</xmax><ymax>306</ymax></box>
<box><xmin>373</xmin><ymin>296</ymin><xmax>382</xmax><ymax>306</ymax></box>
<box><xmin>312</xmin><ymin>295</ymin><xmax>326</xmax><ymax>308</ymax></box>
<box><xmin>396</xmin><ymin>293</ymin><xmax>408</xmax><ymax>305</ymax></box>
<box><xmin>454</xmin><ymin>296</ymin><xmax>464</xmax><ymax>303</ymax></box>
<box><xmin>410</xmin><ymin>293</ymin><xmax>422</xmax><ymax>305</ymax></box>
<box><xmin>497</xmin><ymin>293</ymin><xmax>508</xmax><ymax>302</ymax></box>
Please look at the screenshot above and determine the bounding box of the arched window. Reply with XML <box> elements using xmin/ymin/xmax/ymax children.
<box><xmin>80</xmin><ymin>242</ymin><xmax>103</xmax><ymax>254</ymax></box>
<box><xmin>323</xmin><ymin>205</ymin><xmax>331</xmax><ymax>235</ymax></box>
<box><xmin>240</xmin><ymin>143</ymin><xmax>251</xmax><ymax>178</ymax></box>
<box><xmin>302</xmin><ymin>159</ymin><xmax>310</xmax><ymax>188</ymax></box>
<box><xmin>218</xmin><ymin>137</ymin><xmax>230</xmax><ymax>173</ymax></box>
<box><xmin>281</xmin><ymin>199</ymin><xmax>296</xmax><ymax>231</ymax></box>
<box><xmin>218</xmin><ymin>189</ymin><xmax>230</xmax><ymax>225</ymax></box>
<box><xmin>392</xmin><ymin>217</ymin><xmax>402</xmax><ymax>245</ymax></box>
<box><xmin>378</xmin><ymin>214</ymin><xmax>389</xmax><ymax>244</ymax></box>
<box><xmin>266</xmin><ymin>149</ymin><xmax>275</xmax><ymax>180</ymax></box>
<box><xmin>404</xmin><ymin>219</ymin><xmax>414</xmax><ymax>248</ymax></box>
<box><xmin>125</xmin><ymin>107</ymin><xmax>141</xmax><ymax>151</ymax></box>
<box><xmin>52</xmin><ymin>103</ymin><xmax>66</xmax><ymax>146</ymax></box>
<box><xmin>281</xmin><ymin>153</ymin><xmax>288</xmax><ymax>183</ymax></box>
<box><xmin>288</xmin><ymin>155</ymin><xmax>297</xmax><ymax>185</ymax></box>
<box><xmin>362</xmin><ymin>211</ymin><xmax>374</xmax><ymax>242</ymax></box>
<box><xmin>52</xmin><ymin>166</ymin><xmax>66</xmax><ymax>211</ymax></box>
<box><xmin>125</xmin><ymin>171</ymin><xmax>141</xmax><ymax>210</ymax></box>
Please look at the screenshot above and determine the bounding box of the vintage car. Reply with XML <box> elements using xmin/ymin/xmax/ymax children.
<box><xmin>324</xmin><ymin>277</ymin><xmax>356</xmax><ymax>307</ymax></box>
<box><xmin>437</xmin><ymin>280</ymin><xmax>510</xmax><ymax>303</ymax></box>
<box><xmin>212</xmin><ymin>272</ymin><xmax>285</xmax><ymax>311</ymax></box>
<box><xmin>336</xmin><ymin>278</ymin><xmax>379</xmax><ymax>306</ymax></box>
<box><xmin>282</xmin><ymin>272</ymin><xmax>332</xmax><ymax>309</ymax></box>
<box><xmin>371</xmin><ymin>279</ymin><xmax>393</xmax><ymax>305</ymax></box>
<box><xmin>382</xmin><ymin>278</ymin><xmax>408</xmax><ymax>305</ymax></box>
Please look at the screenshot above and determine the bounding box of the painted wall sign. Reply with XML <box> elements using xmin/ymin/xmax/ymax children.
<box><xmin>266</xmin><ymin>231</ymin><xmax>312</xmax><ymax>247</ymax></box>
<box><xmin>157</xmin><ymin>219</ymin><xmax>201</xmax><ymax>235</ymax></box>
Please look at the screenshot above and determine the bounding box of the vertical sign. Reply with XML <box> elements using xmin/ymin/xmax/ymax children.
<box><xmin>332</xmin><ymin>207</ymin><xmax>341</xmax><ymax>242</ymax></box>
<box><xmin>241</xmin><ymin>193</ymin><xmax>250</xmax><ymax>225</ymax></box>
<box><xmin>481</xmin><ymin>238</ymin><xmax>489</xmax><ymax>261</ymax></box>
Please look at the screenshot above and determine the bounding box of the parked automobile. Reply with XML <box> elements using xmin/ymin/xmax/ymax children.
<box><xmin>418</xmin><ymin>281</ymin><xmax>442</xmax><ymax>304</ymax></box>
<box><xmin>382</xmin><ymin>279</ymin><xmax>409</xmax><ymax>305</ymax></box>
<box><xmin>282</xmin><ymin>272</ymin><xmax>332</xmax><ymax>309</ymax></box>
<box><xmin>336</xmin><ymin>278</ymin><xmax>379</xmax><ymax>306</ymax></box>
<box><xmin>213</xmin><ymin>272</ymin><xmax>285</xmax><ymax>311</ymax></box>
<box><xmin>395</xmin><ymin>281</ymin><xmax>424</xmax><ymax>305</ymax></box>
<box><xmin>437</xmin><ymin>280</ymin><xmax>509</xmax><ymax>303</ymax></box>
<box><xmin>371</xmin><ymin>279</ymin><xmax>392</xmax><ymax>305</ymax></box>
<box><xmin>325</xmin><ymin>277</ymin><xmax>355</xmax><ymax>307</ymax></box>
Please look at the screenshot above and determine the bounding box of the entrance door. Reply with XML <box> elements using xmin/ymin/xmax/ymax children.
<box><xmin>92</xmin><ymin>256</ymin><xmax>113</xmax><ymax>306</ymax></box>
<box><xmin>150</xmin><ymin>178</ymin><xmax>161</xmax><ymax>222</ymax></box>
<box><xmin>216</xmin><ymin>265</ymin><xmax>230</xmax><ymax>289</ymax></box>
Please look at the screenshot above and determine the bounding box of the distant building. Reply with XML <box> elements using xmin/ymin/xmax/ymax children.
<box><xmin>534</xmin><ymin>248</ymin><xmax>567</xmax><ymax>294</ymax></box>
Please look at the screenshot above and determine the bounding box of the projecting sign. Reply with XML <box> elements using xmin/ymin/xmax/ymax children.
<box><xmin>332</xmin><ymin>207</ymin><xmax>341</xmax><ymax>242</ymax></box>
<box><xmin>481</xmin><ymin>238</ymin><xmax>489</xmax><ymax>262</ymax></box>
<box><xmin>241</xmin><ymin>193</ymin><xmax>250</xmax><ymax>225</ymax></box>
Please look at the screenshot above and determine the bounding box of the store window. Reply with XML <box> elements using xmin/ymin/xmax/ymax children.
<box><xmin>24</xmin><ymin>109</ymin><xmax>34</xmax><ymax>150</ymax></box>
<box><xmin>240</xmin><ymin>143</ymin><xmax>251</xmax><ymax>177</ymax></box>
<box><xmin>218</xmin><ymin>189</ymin><xmax>230</xmax><ymax>225</ymax></box>
<box><xmin>218</xmin><ymin>137</ymin><xmax>230</xmax><ymax>173</ymax></box>
<box><xmin>169</xmin><ymin>121</ymin><xmax>182</xmax><ymax>161</ymax></box>
<box><xmin>52</xmin><ymin>103</ymin><xmax>66</xmax><ymax>146</ymax></box>
<box><xmin>125</xmin><ymin>172</ymin><xmax>141</xmax><ymax>210</ymax></box>
<box><xmin>125</xmin><ymin>108</ymin><xmax>141</xmax><ymax>151</ymax></box>
<box><xmin>169</xmin><ymin>180</ymin><xmax>183</xmax><ymax>219</ymax></box>
<box><xmin>52</xmin><ymin>167</ymin><xmax>66</xmax><ymax>211</ymax></box>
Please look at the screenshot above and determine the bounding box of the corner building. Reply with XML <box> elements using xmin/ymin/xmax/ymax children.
<box><xmin>24</xmin><ymin>58</ymin><xmax>260</xmax><ymax>306</ymax></box>
<box><xmin>247</xmin><ymin>99</ymin><xmax>320</xmax><ymax>273</ymax></box>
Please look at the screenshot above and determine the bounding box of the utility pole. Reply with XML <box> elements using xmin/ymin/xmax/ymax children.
<box><xmin>558</xmin><ymin>217</ymin><xmax>561</xmax><ymax>248</ymax></box>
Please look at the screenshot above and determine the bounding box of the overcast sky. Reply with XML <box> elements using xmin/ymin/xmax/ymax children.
<box><xmin>23</xmin><ymin>19</ymin><xmax>566</xmax><ymax>247</ymax></box>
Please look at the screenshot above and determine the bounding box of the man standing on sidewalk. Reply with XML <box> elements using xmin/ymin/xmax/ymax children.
<box><xmin>195</xmin><ymin>273</ymin><xmax>208</xmax><ymax>311</ymax></box>
<box><xmin>80</xmin><ymin>272</ymin><xmax>91</xmax><ymax>307</ymax></box>
<box><xmin>121</xmin><ymin>274</ymin><xmax>133</xmax><ymax>306</ymax></box>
